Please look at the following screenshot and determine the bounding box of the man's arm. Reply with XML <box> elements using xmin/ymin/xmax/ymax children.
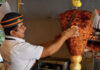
<box><xmin>40</xmin><ymin>26</ymin><xmax>79</xmax><ymax>58</ymax></box>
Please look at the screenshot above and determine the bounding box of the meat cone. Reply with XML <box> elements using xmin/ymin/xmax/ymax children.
<box><xmin>60</xmin><ymin>9</ymin><xmax>93</xmax><ymax>70</ymax></box>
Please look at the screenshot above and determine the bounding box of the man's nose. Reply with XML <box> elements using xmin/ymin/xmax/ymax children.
<box><xmin>24</xmin><ymin>25</ymin><xmax>27</xmax><ymax>30</ymax></box>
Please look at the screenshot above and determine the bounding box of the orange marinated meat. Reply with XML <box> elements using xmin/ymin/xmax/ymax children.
<box><xmin>60</xmin><ymin>9</ymin><xmax>93</xmax><ymax>56</ymax></box>
<box><xmin>87</xmin><ymin>40</ymin><xmax>100</xmax><ymax>52</ymax></box>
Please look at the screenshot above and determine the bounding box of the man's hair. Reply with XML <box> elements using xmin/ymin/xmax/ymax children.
<box><xmin>1</xmin><ymin>12</ymin><xmax>23</xmax><ymax>35</ymax></box>
<box><xmin>3</xmin><ymin>25</ymin><xmax>17</xmax><ymax>35</ymax></box>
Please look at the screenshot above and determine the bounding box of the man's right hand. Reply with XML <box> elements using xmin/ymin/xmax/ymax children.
<box><xmin>61</xmin><ymin>26</ymin><xmax>79</xmax><ymax>39</ymax></box>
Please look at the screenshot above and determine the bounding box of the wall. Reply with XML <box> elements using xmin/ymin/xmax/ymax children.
<box><xmin>23</xmin><ymin>0</ymin><xmax>100</xmax><ymax>58</ymax></box>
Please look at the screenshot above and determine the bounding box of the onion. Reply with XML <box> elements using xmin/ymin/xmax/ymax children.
<box><xmin>70</xmin><ymin>56</ymin><xmax>82</xmax><ymax>63</ymax></box>
<box><xmin>70</xmin><ymin>63</ymin><xmax>81</xmax><ymax>70</ymax></box>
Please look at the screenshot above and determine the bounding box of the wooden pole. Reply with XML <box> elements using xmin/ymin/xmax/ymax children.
<box><xmin>17</xmin><ymin>0</ymin><xmax>21</xmax><ymax>13</ymax></box>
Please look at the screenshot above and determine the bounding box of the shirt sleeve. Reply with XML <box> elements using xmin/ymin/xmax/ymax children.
<box><xmin>11</xmin><ymin>42</ymin><xmax>44</xmax><ymax>60</ymax></box>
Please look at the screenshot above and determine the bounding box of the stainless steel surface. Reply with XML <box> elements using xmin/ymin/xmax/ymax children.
<box><xmin>82</xmin><ymin>56</ymin><xmax>93</xmax><ymax>70</ymax></box>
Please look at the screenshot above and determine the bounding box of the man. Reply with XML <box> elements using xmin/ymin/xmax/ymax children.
<box><xmin>0</xmin><ymin>12</ymin><xmax>78</xmax><ymax>70</ymax></box>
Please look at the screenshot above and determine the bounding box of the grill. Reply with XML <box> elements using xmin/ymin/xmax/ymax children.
<box><xmin>38</xmin><ymin>57</ymin><xmax>70</xmax><ymax>70</ymax></box>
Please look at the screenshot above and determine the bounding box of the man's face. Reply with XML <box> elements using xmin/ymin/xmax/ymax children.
<box><xmin>12</xmin><ymin>23</ymin><xmax>26</xmax><ymax>38</ymax></box>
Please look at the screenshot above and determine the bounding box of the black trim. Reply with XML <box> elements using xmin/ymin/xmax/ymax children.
<box><xmin>5</xmin><ymin>38</ymin><xmax>15</xmax><ymax>40</ymax></box>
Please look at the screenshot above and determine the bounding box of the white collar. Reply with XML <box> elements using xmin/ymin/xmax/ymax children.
<box><xmin>6</xmin><ymin>36</ymin><xmax>25</xmax><ymax>43</ymax></box>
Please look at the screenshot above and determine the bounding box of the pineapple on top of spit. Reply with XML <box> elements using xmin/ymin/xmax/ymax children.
<box><xmin>72</xmin><ymin>0</ymin><xmax>82</xmax><ymax>8</ymax></box>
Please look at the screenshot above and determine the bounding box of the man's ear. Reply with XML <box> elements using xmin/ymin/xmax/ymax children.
<box><xmin>10</xmin><ymin>30</ymin><xmax>16</xmax><ymax>36</ymax></box>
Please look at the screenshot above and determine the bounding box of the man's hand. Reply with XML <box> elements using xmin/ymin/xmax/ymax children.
<box><xmin>70</xmin><ymin>26</ymin><xmax>79</xmax><ymax>37</ymax></box>
<box><xmin>61</xmin><ymin>26</ymin><xmax>79</xmax><ymax>39</ymax></box>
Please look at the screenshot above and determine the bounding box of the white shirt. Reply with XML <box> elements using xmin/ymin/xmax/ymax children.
<box><xmin>0</xmin><ymin>36</ymin><xmax>43</xmax><ymax>70</ymax></box>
